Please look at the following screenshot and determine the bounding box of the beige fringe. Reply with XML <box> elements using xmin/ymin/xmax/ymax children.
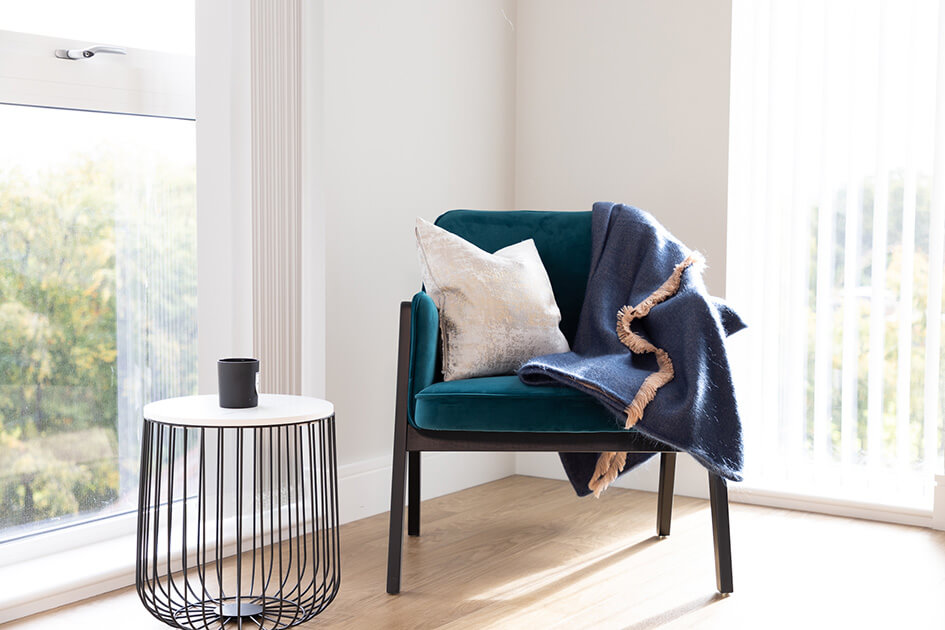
<box><xmin>587</xmin><ymin>451</ymin><xmax>627</xmax><ymax>497</ymax></box>
<box><xmin>588</xmin><ymin>252</ymin><xmax>704</xmax><ymax>497</ymax></box>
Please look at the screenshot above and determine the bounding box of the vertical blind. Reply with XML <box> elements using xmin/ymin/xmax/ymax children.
<box><xmin>728</xmin><ymin>0</ymin><xmax>945</xmax><ymax>508</ymax></box>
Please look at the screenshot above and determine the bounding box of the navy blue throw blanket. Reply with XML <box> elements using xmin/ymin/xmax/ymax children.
<box><xmin>518</xmin><ymin>202</ymin><xmax>746</xmax><ymax>497</ymax></box>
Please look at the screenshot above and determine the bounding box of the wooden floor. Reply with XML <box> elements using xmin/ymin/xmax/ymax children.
<box><xmin>7</xmin><ymin>475</ymin><xmax>945</xmax><ymax>629</ymax></box>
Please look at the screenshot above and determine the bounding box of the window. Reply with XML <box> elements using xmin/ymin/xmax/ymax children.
<box><xmin>2</xmin><ymin>0</ymin><xmax>195</xmax><ymax>54</ymax></box>
<box><xmin>728</xmin><ymin>0</ymin><xmax>944</xmax><ymax>509</ymax></box>
<box><xmin>0</xmin><ymin>11</ymin><xmax>195</xmax><ymax>547</ymax></box>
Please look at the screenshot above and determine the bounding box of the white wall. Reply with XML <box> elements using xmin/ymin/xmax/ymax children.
<box><xmin>301</xmin><ymin>0</ymin><xmax>327</xmax><ymax>401</ymax></box>
<box><xmin>512</xmin><ymin>0</ymin><xmax>734</xmax><ymax>499</ymax></box>
<box><xmin>322</xmin><ymin>1</ymin><xmax>519</xmax><ymax>493</ymax></box>
<box><xmin>196</xmin><ymin>0</ymin><xmax>253</xmax><ymax>392</ymax></box>
<box><xmin>515</xmin><ymin>0</ymin><xmax>732</xmax><ymax>295</ymax></box>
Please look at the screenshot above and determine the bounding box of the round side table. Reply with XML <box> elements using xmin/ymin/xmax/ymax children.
<box><xmin>135</xmin><ymin>394</ymin><xmax>339</xmax><ymax>630</ymax></box>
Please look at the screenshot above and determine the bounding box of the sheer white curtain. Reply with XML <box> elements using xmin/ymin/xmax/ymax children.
<box><xmin>728</xmin><ymin>0</ymin><xmax>945</xmax><ymax>509</ymax></box>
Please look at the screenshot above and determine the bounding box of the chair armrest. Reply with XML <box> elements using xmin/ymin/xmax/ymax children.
<box><xmin>406</xmin><ymin>291</ymin><xmax>439</xmax><ymax>424</ymax></box>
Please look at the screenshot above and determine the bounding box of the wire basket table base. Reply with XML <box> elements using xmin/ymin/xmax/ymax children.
<box><xmin>136</xmin><ymin>415</ymin><xmax>340</xmax><ymax>630</ymax></box>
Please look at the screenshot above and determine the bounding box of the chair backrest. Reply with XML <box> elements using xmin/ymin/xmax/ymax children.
<box><xmin>434</xmin><ymin>210</ymin><xmax>592</xmax><ymax>345</ymax></box>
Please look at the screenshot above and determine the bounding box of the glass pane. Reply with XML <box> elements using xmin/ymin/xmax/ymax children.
<box><xmin>3</xmin><ymin>0</ymin><xmax>195</xmax><ymax>55</ymax></box>
<box><xmin>0</xmin><ymin>104</ymin><xmax>197</xmax><ymax>542</ymax></box>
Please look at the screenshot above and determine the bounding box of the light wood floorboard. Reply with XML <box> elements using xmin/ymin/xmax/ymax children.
<box><xmin>6</xmin><ymin>475</ymin><xmax>945</xmax><ymax>629</ymax></box>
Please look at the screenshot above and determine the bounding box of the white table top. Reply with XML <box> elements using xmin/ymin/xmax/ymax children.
<box><xmin>143</xmin><ymin>394</ymin><xmax>334</xmax><ymax>427</ymax></box>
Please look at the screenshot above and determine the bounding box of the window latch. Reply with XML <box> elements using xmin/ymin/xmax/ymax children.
<box><xmin>54</xmin><ymin>45</ymin><xmax>127</xmax><ymax>60</ymax></box>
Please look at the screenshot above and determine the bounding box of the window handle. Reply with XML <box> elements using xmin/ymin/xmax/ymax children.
<box><xmin>54</xmin><ymin>45</ymin><xmax>127</xmax><ymax>60</ymax></box>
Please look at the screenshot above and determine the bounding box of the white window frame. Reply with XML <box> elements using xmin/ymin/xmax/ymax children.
<box><xmin>0</xmin><ymin>0</ymin><xmax>255</xmax><ymax>617</ymax></box>
<box><xmin>0</xmin><ymin>27</ymin><xmax>195</xmax><ymax>562</ymax></box>
<box><xmin>0</xmin><ymin>30</ymin><xmax>193</xmax><ymax>117</ymax></box>
<box><xmin>0</xmin><ymin>31</ymin><xmax>199</xmax><ymax>567</ymax></box>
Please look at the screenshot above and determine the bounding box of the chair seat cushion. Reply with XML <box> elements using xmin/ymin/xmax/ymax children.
<box><xmin>412</xmin><ymin>376</ymin><xmax>629</xmax><ymax>433</ymax></box>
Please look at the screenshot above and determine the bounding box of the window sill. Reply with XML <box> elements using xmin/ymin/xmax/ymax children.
<box><xmin>0</xmin><ymin>531</ymin><xmax>139</xmax><ymax>624</ymax></box>
<box><xmin>1</xmin><ymin>505</ymin><xmax>312</xmax><ymax>624</ymax></box>
<box><xmin>730</xmin><ymin>483</ymin><xmax>934</xmax><ymax>528</ymax></box>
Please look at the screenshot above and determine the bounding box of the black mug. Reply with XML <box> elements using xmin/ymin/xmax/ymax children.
<box><xmin>218</xmin><ymin>358</ymin><xmax>259</xmax><ymax>408</ymax></box>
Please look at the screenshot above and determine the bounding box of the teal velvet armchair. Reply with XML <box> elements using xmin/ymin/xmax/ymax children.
<box><xmin>387</xmin><ymin>210</ymin><xmax>733</xmax><ymax>595</ymax></box>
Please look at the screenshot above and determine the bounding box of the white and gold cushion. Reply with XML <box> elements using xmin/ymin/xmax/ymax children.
<box><xmin>415</xmin><ymin>217</ymin><xmax>570</xmax><ymax>381</ymax></box>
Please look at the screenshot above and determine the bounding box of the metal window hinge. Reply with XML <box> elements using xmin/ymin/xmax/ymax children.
<box><xmin>54</xmin><ymin>45</ymin><xmax>127</xmax><ymax>60</ymax></box>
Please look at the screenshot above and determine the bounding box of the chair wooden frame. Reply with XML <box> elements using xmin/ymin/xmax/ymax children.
<box><xmin>386</xmin><ymin>301</ymin><xmax>734</xmax><ymax>595</ymax></box>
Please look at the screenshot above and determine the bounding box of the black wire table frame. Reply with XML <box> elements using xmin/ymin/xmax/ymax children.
<box><xmin>136</xmin><ymin>395</ymin><xmax>340</xmax><ymax>630</ymax></box>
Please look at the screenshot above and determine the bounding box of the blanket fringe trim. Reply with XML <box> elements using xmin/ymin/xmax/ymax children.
<box><xmin>587</xmin><ymin>252</ymin><xmax>705</xmax><ymax>497</ymax></box>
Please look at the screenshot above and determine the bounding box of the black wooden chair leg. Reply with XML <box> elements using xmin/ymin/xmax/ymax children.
<box><xmin>407</xmin><ymin>451</ymin><xmax>421</xmax><ymax>536</ymax></box>
<box><xmin>387</xmin><ymin>301</ymin><xmax>412</xmax><ymax>595</ymax></box>
<box><xmin>657</xmin><ymin>452</ymin><xmax>676</xmax><ymax>537</ymax></box>
<box><xmin>708</xmin><ymin>472</ymin><xmax>734</xmax><ymax>594</ymax></box>
<box><xmin>387</xmin><ymin>442</ymin><xmax>407</xmax><ymax>594</ymax></box>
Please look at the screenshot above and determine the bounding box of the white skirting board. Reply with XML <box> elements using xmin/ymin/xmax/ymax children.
<box><xmin>0</xmin><ymin>452</ymin><xmax>514</xmax><ymax>624</ymax></box>
<box><xmin>336</xmin><ymin>451</ymin><xmax>515</xmax><ymax>524</ymax></box>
